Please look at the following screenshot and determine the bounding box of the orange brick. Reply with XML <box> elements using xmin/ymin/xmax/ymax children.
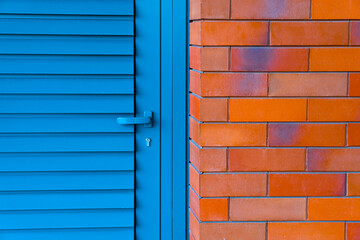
<box><xmin>229</xmin><ymin>98</ymin><xmax>307</xmax><ymax>122</ymax></box>
<box><xmin>190</xmin><ymin>46</ymin><xmax>229</xmax><ymax>71</ymax></box>
<box><xmin>189</xmin><ymin>117</ymin><xmax>200</xmax><ymax>144</ymax></box>
<box><xmin>310</xmin><ymin>48</ymin><xmax>360</xmax><ymax>71</ymax></box>
<box><xmin>199</xmin><ymin>222</ymin><xmax>266</xmax><ymax>240</ymax></box>
<box><xmin>231</xmin><ymin>47</ymin><xmax>309</xmax><ymax>72</ymax></box>
<box><xmin>190</xmin><ymin>141</ymin><xmax>227</xmax><ymax>172</ymax></box>
<box><xmin>189</xmin><ymin>164</ymin><xmax>200</xmax><ymax>195</ymax></box>
<box><xmin>312</xmin><ymin>0</ymin><xmax>360</xmax><ymax>19</ymax></box>
<box><xmin>308</xmin><ymin>148</ymin><xmax>360</xmax><ymax>171</ymax></box>
<box><xmin>269</xmin><ymin>73</ymin><xmax>348</xmax><ymax>97</ymax></box>
<box><xmin>348</xmin><ymin>173</ymin><xmax>360</xmax><ymax>196</ymax></box>
<box><xmin>349</xmin><ymin>74</ymin><xmax>360</xmax><ymax>96</ymax></box>
<box><xmin>190</xmin><ymin>21</ymin><xmax>269</xmax><ymax>46</ymax></box>
<box><xmin>268</xmin><ymin>222</ymin><xmax>345</xmax><ymax>240</ymax></box>
<box><xmin>309</xmin><ymin>198</ymin><xmax>360</xmax><ymax>220</ymax></box>
<box><xmin>200</xmin><ymin>173</ymin><xmax>267</xmax><ymax>197</ymax></box>
<box><xmin>189</xmin><ymin>210</ymin><xmax>200</xmax><ymax>240</ymax></box>
<box><xmin>348</xmin><ymin>124</ymin><xmax>360</xmax><ymax>146</ymax></box>
<box><xmin>309</xmin><ymin>99</ymin><xmax>360</xmax><ymax>121</ymax></box>
<box><xmin>268</xmin><ymin>124</ymin><xmax>346</xmax><ymax>147</ymax></box>
<box><xmin>200</xmin><ymin>123</ymin><xmax>267</xmax><ymax>147</ymax></box>
<box><xmin>200</xmin><ymin>198</ymin><xmax>228</xmax><ymax>221</ymax></box>
<box><xmin>190</xmin><ymin>94</ymin><xmax>228</xmax><ymax>122</ymax></box>
<box><xmin>271</xmin><ymin>21</ymin><xmax>349</xmax><ymax>46</ymax></box>
<box><xmin>190</xmin><ymin>0</ymin><xmax>230</xmax><ymax>20</ymax></box>
<box><xmin>347</xmin><ymin>223</ymin><xmax>360</xmax><ymax>240</ymax></box>
<box><xmin>189</xmin><ymin>187</ymin><xmax>229</xmax><ymax>221</ymax></box>
<box><xmin>269</xmin><ymin>173</ymin><xmax>346</xmax><ymax>196</ymax></box>
<box><xmin>231</xmin><ymin>0</ymin><xmax>310</xmax><ymax>19</ymax></box>
<box><xmin>228</xmin><ymin>148</ymin><xmax>305</xmax><ymax>171</ymax></box>
<box><xmin>192</xmin><ymin>72</ymin><xmax>268</xmax><ymax>97</ymax></box>
<box><xmin>230</xmin><ymin>198</ymin><xmax>306</xmax><ymax>221</ymax></box>
<box><xmin>351</xmin><ymin>22</ymin><xmax>360</xmax><ymax>45</ymax></box>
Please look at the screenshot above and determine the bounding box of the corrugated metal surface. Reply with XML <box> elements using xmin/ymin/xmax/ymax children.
<box><xmin>0</xmin><ymin>0</ymin><xmax>135</xmax><ymax>239</ymax></box>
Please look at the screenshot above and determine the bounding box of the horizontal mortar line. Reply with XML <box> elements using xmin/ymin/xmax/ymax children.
<box><xmin>189</xmin><ymin>69</ymin><xmax>359</xmax><ymax>73</ymax></box>
<box><xmin>190</xmin><ymin>19</ymin><xmax>354</xmax><ymax>22</ymax></box>
<box><xmin>189</xmin><ymin>96</ymin><xmax>360</xmax><ymax>99</ymax></box>
<box><xmin>193</xmin><ymin>145</ymin><xmax>360</xmax><ymax>149</ymax></box>
<box><xmin>188</xmin><ymin>185</ymin><xmax>201</xmax><ymax>199</ymax></box>
<box><xmin>190</xmin><ymin>44</ymin><xmax>358</xmax><ymax>48</ymax></box>
<box><xmin>196</xmin><ymin>220</ymin><xmax>348</xmax><ymax>224</ymax></box>
<box><xmin>192</xmin><ymin>121</ymin><xmax>355</xmax><ymax>124</ymax></box>
<box><xmin>201</xmin><ymin>171</ymin><xmax>349</xmax><ymax>175</ymax></box>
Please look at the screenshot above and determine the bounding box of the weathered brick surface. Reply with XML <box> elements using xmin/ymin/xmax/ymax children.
<box><xmin>189</xmin><ymin>0</ymin><xmax>360</xmax><ymax>239</ymax></box>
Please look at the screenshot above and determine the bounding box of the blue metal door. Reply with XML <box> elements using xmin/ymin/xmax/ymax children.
<box><xmin>0</xmin><ymin>0</ymin><xmax>162</xmax><ymax>239</ymax></box>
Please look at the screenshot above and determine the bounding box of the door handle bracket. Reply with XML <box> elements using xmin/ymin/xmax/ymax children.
<box><xmin>117</xmin><ymin>111</ymin><xmax>153</xmax><ymax>128</ymax></box>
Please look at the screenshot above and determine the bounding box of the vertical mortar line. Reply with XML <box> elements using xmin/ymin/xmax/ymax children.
<box><xmin>227</xmin><ymin>98</ymin><xmax>230</xmax><ymax>122</ymax></box>
<box><xmin>348</xmin><ymin>20</ymin><xmax>351</xmax><ymax>45</ymax></box>
<box><xmin>228</xmin><ymin>47</ymin><xmax>231</xmax><ymax>71</ymax></box>
<box><xmin>265</xmin><ymin>222</ymin><xmax>268</xmax><ymax>240</ymax></box>
<box><xmin>305</xmin><ymin>147</ymin><xmax>308</xmax><ymax>171</ymax></box>
<box><xmin>229</xmin><ymin>0</ymin><xmax>232</xmax><ymax>19</ymax></box>
<box><xmin>266</xmin><ymin>171</ymin><xmax>269</xmax><ymax>196</ymax></box>
<box><xmin>309</xmin><ymin>0</ymin><xmax>312</xmax><ymax>19</ymax></box>
<box><xmin>268</xmin><ymin>21</ymin><xmax>271</xmax><ymax>45</ymax></box>
<box><xmin>306</xmin><ymin>98</ymin><xmax>309</xmax><ymax>121</ymax></box>
<box><xmin>306</xmin><ymin>197</ymin><xmax>309</xmax><ymax>220</ymax></box>
<box><xmin>228</xmin><ymin>197</ymin><xmax>230</xmax><ymax>221</ymax></box>
<box><xmin>347</xmin><ymin>72</ymin><xmax>350</xmax><ymax>96</ymax></box>
<box><xmin>345</xmin><ymin>221</ymin><xmax>347</xmax><ymax>240</ymax></box>
<box><xmin>308</xmin><ymin>48</ymin><xmax>311</xmax><ymax>72</ymax></box>
<box><xmin>345</xmin><ymin>123</ymin><xmax>348</xmax><ymax>147</ymax></box>
<box><xmin>345</xmin><ymin>172</ymin><xmax>348</xmax><ymax>196</ymax></box>
<box><xmin>226</xmin><ymin>147</ymin><xmax>229</xmax><ymax>171</ymax></box>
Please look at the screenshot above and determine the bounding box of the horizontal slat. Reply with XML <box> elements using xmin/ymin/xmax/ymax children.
<box><xmin>0</xmin><ymin>133</ymin><xmax>134</xmax><ymax>152</ymax></box>
<box><xmin>0</xmin><ymin>75</ymin><xmax>133</xmax><ymax>94</ymax></box>
<box><xmin>0</xmin><ymin>190</ymin><xmax>134</xmax><ymax>210</ymax></box>
<box><xmin>0</xmin><ymin>114</ymin><xmax>134</xmax><ymax>133</ymax></box>
<box><xmin>0</xmin><ymin>17</ymin><xmax>133</xmax><ymax>35</ymax></box>
<box><xmin>0</xmin><ymin>209</ymin><xmax>134</xmax><ymax>229</ymax></box>
<box><xmin>0</xmin><ymin>228</ymin><xmax>133</xmax><ymax>240</ymax></box>
<box><xmin>0</xmin><ymin>152</ymin><xmax>134</xmax><ymax>172</ymax></box>
<box><xmin>0</xmin><ymin>0</ymin><xmax>134</xmax><ymax>15</ymax></box>
<box><xmin>0</xmin><ymin>55</ymin><xmax>134</xmax><ymax>74</ymax></box>
<box><xmin>0</xmin><ymin>172</ymin><xmax>134</xmax><ymax>191</ymax></box>
<box><xmin>0</xmin><ymin>96</ymin><xmax>134</xmax><ymax>113</ymax></box>
<box><xmin>0</xmin><ymin>35</ymin><xmax>133</xmax><ymax>55</ymax></box>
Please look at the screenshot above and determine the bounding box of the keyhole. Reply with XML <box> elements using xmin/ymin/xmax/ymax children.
<box><xmin>146</xmin><ymin>137</ymin><xmax>151</xmax><ymax>147</ymax></box>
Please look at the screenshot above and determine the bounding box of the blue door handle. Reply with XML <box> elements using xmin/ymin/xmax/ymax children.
<box><xmin>117</xmin><ymin>111</ymin><xmax>153</xmax><ymax>128</ymax></box>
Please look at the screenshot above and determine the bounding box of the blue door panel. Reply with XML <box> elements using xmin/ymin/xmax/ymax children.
<box><xmin>0</xmin><ymin>36</ymin><xmax>134</xmax><ymax>55</ymax></box>
<box><xmin>0</xmin><ymin>209</ymin><xmax>134</xmax><ymax>229</ymax></box>
<box><xmin>0</xmin><ymin>134</ymin><xmax>134</xmax><ymax>152</ymax></box>
<box><xmin>0</xmin><ymin>228</ymin><xmax>134</xmax><ymax>240</ymax></box>
<box><xmin>0</xmin><ymin>0</ymin><xmax>134</xmax><ymax>15</ymax></box>
<box><xmin>0</xmin><ymin>0</ymin><xmax>137</xmax><ymax>238</ymax></box>
<box><xmin>0</xmin><ymin>153</ymin><xmax>134</xmax><ymax>172</ymax></box>
<box><xmin>0</xmin><ymin>75</ymin><xmax>134</xmax><ymax>94</ymax></box>
<box><xmin>0</xmin><ymin>190</ymin><xmax>134</xmax><ymax>210</ymax></box>
<box><xmin>0</xmin><ymin>17</ymin><xmax>134</xmax><ymax>36</ymax></box>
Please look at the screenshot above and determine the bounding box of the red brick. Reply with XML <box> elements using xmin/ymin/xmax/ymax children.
<box><xmin>229</xmin><ymin>98</ymin><xmax>307</xmax><ymax>122</ymax></box>
<box><xmin>230</xmin><ymin>198</ymin><xmax>306</xmax><ymax>221</ymax></box>
<box><xmin>200</xmin><ymin>173</ymin><xmax>267</xmax><ymax>197</ymax></box>
<box><xmin>231</xmin><ymin>48</ymin><xmax>309</xmax><ymax>72</ymax></box>
<box><xmin>309</xmin><ymin>99</ymin><xmax>360</xmax><ymax>121</ymax></box>
<box><xmin>190</xmin><ymin>46</ymin><xmax>229</xmax><ymax>71</ymax></box>
<box><xmin>348</xmin><ymin>124</ymin><xmax>360</xmax><ymax>146</ymax></box>
<box><xmin>308</xmin><ymin>148</ymin><xmax>360</xmax><ymax>171</ymax></box>
<box><xmin>189</xmin><ymin>117</ymin><xmax>200</xmax><ymax>144</ymax></box>
<box><xmin>190</xmin><ymin>141</ymin><xmax>227</xmax><ymax>172</ymax></box>
<box><xmin>268</xmin><ymin>222</ymin><xmax>345</xmax><ymax>240</ymax></box>
<box><xmin>271</xmin><ymin>21</ymin><xmax>349</xmax><ymax>46</ymax></box>
<box><xmin>347</xmin><ymin>223</ymin><xmax>360</xmax><ymax>240</ymax></box>
<box><xmin>309</xmin><ymin>198</ymin><xmax>360</xmax><ymax>220</ymax></box>
<box><xmin>200</xmin><ymin>123</ymin><xmax>267</xmax><ymax>147</ymax></box>
<box><xmin>269</xmin><ymin>73</ymin><xmax>348</xmax><ymax>97</ymax></box>
<box><xmin>349</xmin><ymin>73</ymin><xmax>360</xmax><ymax>96</ymax></box>
<box><xmin>189</xmin><ymin>187</ymin><xmax>200</xmax><ymax>220</ymax></box>
<box><xmin>190</xmin><ymin>94</ymin><xmax>228</xmax><ymax>122</ymax></box>
<box><xmin>189</xmin><ymin>210</ymin><xmax>200</xmax><ymax>240</ymax></box>
<box><xmin>190</xmin><ymin>0</ymin><xmax>230</xmax><ymax>20</ymax></box>
<box><xmin>268</xmin><ymin>124</ymin><xmax>346</xmax><ymax>147</ymax></box>
<box><xmin>269</xmin><ymin>173</ymin><xmax>346</xmax><ymax>196</ymax></box>
<box><xmin>231</xmin><ymin>0</ymin><xmax>310</xmax><ymax>19</ymax></box>
<box><xmin>348</xmin><ymin>173</ymin><xmax>360</xmax><ymax>196</ymax></box>
<box><xmin>191</xmin><ymin>72</ymin><xmax>268</xmax><ymax>97</ymax></box>
<box><xmin>310</xmin><ymin>48</ymin><xmax>360</xmax><ymax>71</ymax></box>
<box><xmin>351</xmin><ymin>22</ymin><xmax>360</xmax><ymax>45</ymax></box>
<box><xmin>190</xmin><ymin>21</ymin><xmax>268</xmax><ymax>46</ymax></box>
<box><xmin>312</xmin><ymin>0</ymin><xmax>360</xmax><ymax>19</ymax></box>
<box><xmin>229</xmin><ymin>148</ymin><xmax>305</xmax><ymax>172</ymax></box>
<box><xmin>199</xmin><ymin>222</ymin><xmax>266</xmax><ymax>240</ymax></box>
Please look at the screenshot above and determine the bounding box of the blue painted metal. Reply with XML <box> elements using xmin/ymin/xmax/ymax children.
<box><xmin>117</xmin><ymin>111</ymin><xmax>153</xmax><ymax>127</ymax></box>
<box><xmin>0</xmin><ymin>0</ymin><xmax>136</xmax><ymax>239</ymax></box>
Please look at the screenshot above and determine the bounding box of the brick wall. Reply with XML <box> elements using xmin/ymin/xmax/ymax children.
<box><xmin>189</xmin><ymin>0</ymin><xmax>360</xmax><ymax>239</ymax></box>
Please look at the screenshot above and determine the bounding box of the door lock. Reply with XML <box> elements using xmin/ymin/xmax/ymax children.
<box><xmin>116</xmin><ymin>111</ymin><xmax>153</xmax><ymax>128</ymax></box>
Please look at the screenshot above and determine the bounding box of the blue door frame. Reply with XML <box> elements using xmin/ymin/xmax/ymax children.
<box><xmin>136</xmin><ymin>0</ymin><xmax>188</xmax><ymax>239</ymax></box>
